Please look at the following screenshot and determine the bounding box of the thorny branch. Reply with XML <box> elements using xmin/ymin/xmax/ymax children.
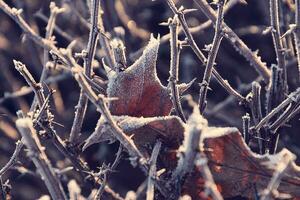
<box><xmin>193</xmin><ymin>0</ymin><xmax>271</xmax><ymax>84</ymax></box>
<box><xmin>270</xmin><ymin>0</ymin><xmax>287</xmax><ymax>91</ymax></box>
<box><xmin>293</xmin><ymin>0</ymin><xmax>300</xmax><ymax>84</ymax></box>
<box><xmin>13</xmin><ymin>60</ymin><xmax>121</xmax><ymax>197</ymax></box>
<box><xmin>0</xmin><ymin>140</ymin><xmax>23</xmax><ymax>176</ymax></box>
<box><xmin>94</xmin><ymin>144</ymin><xmax>123</xmax><ymax>199</ymax></box>
<box><xmin>146</xmin><ymin>140</ymin><xmax>162</xmax><ymax>200</ymax></box>
<box><xmin>170</xmin><ymin>106</ymin><xmax>206</xmax><ymax>199</ymax></box>
<box><xmin>254</xmin><ymin>87</ymin><xmax>300</xmax><ymax>131</ymax></box>
<box><xmin>69</xmin><ymin>0</ymin><xmax>101</xmax><ymax>145</ymax></box>
<box><xmin>16</xmin><ymin>118</ymin><xmax>67</xmax><ymax>200</ymax></box>
<box><xmin>167</xmin><ymin>16</ymin><xmax>187</xmax><ymax>122</ymax></box>
<box><xmin>198</xmin><ymin>0</ymin><xmax>226</xmax><ymax>114</ymax></box>
<box><xmin>165</xmin><ymin>0</ymin><xmax>246</xmax><ymax>105</ymax></box>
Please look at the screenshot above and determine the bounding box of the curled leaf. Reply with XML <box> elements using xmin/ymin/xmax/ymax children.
<box><xmin>83</xmin><ymin>115</ymin><xmax>184</xmax><ymax>154</ymax></box>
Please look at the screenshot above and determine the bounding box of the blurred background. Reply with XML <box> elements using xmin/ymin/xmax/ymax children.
<box><xmin>0</xmin><ymin>0</ymin><xmax>299</xmax><ymax>199</ymax></box>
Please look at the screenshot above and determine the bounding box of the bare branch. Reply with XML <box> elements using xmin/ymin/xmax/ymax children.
<box><xmin>165</xmin><ymin>0</ymin><xmax>246</xmax><ymax>104</ymax></box>
<box><xmin>168</xmin><ymin>16</ymin><xmax>186</xmax><ymax>122</ymax></box>
<box><xmin>146</xmin><ymin>141</ymin><xmax>162</xmax><ymax>200</ymax></box>
<box><xmin>70</xmin><ymin>0</ymin><xmax>101</xmax><ymax>144</ymax></box>
<box><xmin>254</xmin><ymin>87</ymin><xmax>300</xmax><ymax>131</ymax></box>
<box><xmin>16</xmin><ymin>118</ymin><xmax>67</xmax><ymax>200</ymax></box>
<box><xmin>270</xmin><ymin>0</ymin><xmax>287</xmax><ymax>90</ymax></box>
<box><xmin>0</xmin><ymin>140</ymin><xmax>23</xmax><ymax>176</ymax></box>
<box><xmin>193</xmin><ymin>0</ymin><xmax>271</xmax><ymax>84</ymax></box>
<box><xmin>198</xmin><ymin>0</ymin><xmax>226</xmax><ymax>113</ymax></box>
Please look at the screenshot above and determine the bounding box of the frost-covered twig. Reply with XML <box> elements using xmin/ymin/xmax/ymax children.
<box><xmin>0</xmin><ymin>73</ymin><xmax>70</xmax><ymax>104</ymax></box>
<box><xmin>16</xmin><ymin>118</ymin><xmax>67</xmax><ymax>200</ymax></box>
<box><xmin>0</xmin><ymin>1</ymin><xmax>69</xmax><ymax>65</ymax></box>
<box><xmin>170</xmin><ymin>107</ymin><xmax>207</xmax><ymax>199</ymax></box>
<box><xmin>270</xmin><ymin>0</ymin><xmax>287</xmax><ymax>90</ymax></box>
<box><xmin>165</xmin><ymin>0</ymin><xmax>245</xmax><ymax>104</ymax></box>
<box><xmin>198</xmin><ymin>0</ymin><xmax>225</xmax><ymax>114</ymax></box>
<box><xmin>13</xmin><ymin>60</ymin><xmax>96</xmax><ymax>183</ymax></box>
<box><xmin>242</xmin><ymin>113</ymin><xmax>251</xmax><ymax>145</ymax></box>
<box><xmin>193</xmin><ymin>0</ymin><xmax>271</xmax><ymax>84</ymax></box>
<box><xmin>293</xmin><ymin>0</ymin><xmax>300</xmax><ymax>84</ymax></box>
<box><xmin>110</xmin><ymin>39</ymin><xmax>127</xmax><ymax>71</ymax></box>
<box><xmin>249</xmin><ymin>82</ymin><xmax>264</xmax><ymax>154</ymax></box>
<box><xmin>146</xmin><ymin>140</ymin><xmax>162</xmax><ymax>200</ymax></box>
<box><xmin>167</xmin><ymin>16</ymin><xmax>186</xmax><ymax>122</ymax></box>
<box><xmin>70</xmin><ymin>0</ymin><xmax>101</xmax><ymax>145</ymax></box>
<box><xmin>95</xmin><ymin>144</ymin><xmax>123</xmax><ymax>200</ymax></box>
<box><xmin>254</xmin><ymin>87</ymin><xmax>300</xmax><ymax>131</ymax></box>
<box><xmin>0</xmin><ymin>140</ymin><xmax>23</xmax><ymax>176</ymax></box>
<box><xmin>130</xmin><ymin>0</ymin><xmax>241</xmax><ymax>60</ymax></box>
<box><xmin>97</xmin><ymin>2</ymin><xmax>115</xmax><ymax>69</ymax></box>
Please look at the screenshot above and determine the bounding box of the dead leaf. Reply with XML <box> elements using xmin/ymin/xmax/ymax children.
<box><xmin>184</xmin><ymin>125</ymin><xmax>300</xmax><ymax>199</ymax></box>
<box><xmin>104</xmin><ymin>35</ymin><xmax>193</xmax><ymax>117</ymax></box>
<box><xmin>83</xmin><ymin>115</ymin><xmax>184</xmax><ymax>153</ymax></box>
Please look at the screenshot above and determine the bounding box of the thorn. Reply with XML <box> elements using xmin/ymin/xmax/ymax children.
<box><xmin>182</xmin><ymin>8</ymin><xmax>197</xmax><ymax>14</ymax></box>
<box><xmin>262</xmin><ymin>26</ymin><xmax>272</xmax><ymax>35</ymax></box>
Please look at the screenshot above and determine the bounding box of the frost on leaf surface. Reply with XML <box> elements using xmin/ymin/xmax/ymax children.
<box><xmin>105</xmin><ymin>35</ymin><xmax>191</xmax><ymax>117</ymax></box>
<box><xmin>83</xmin><ymin>115</ymin><xmax>184</xmax><ymax>155</ymax></box>
<box><xmin>184</xmin><ymin>124</ymin><xmax>300</xmax><ymax>199</ymax></box>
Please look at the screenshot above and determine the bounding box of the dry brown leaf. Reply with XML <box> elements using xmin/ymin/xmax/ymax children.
<box><xmin>83</xmin><ymin>115</ymin><xmax>184</xmax><ymax>154</ymax></box>
<box><xmin>184</xmin><ymin>125</ymin><xmax>300</xmax><ymax>199</ymax></box>
<box><xmin>104</xmin><ymin>35</ymin><xmax>193</xmax><ymax>117</ymax></box>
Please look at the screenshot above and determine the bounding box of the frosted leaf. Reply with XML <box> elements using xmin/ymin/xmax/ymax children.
<box><xmin>105</xmin><ymin>35</ymin><xmax>193</xmax><ymax>117</ymax></box>
<box><xmin>83</xmin><ymin>115</ymin><xmax>185</xmax><ymax>153</ymax></box>
<box><xmin>184</xmin><ymin>122</ymin><xmax>300</xmax><ymax>199</ymax></box>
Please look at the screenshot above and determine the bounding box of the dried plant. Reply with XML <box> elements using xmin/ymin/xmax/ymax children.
<box><xmin>1</xmin><ymin>0</ymin><xmax>300</xmax><ymax>200</ymax></box>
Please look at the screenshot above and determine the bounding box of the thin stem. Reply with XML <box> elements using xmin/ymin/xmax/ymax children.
<box><xmin>70</xmin><ymin>0</ymin><xmax>101</xmax><ymax>144</ymax></box>
<box><xmin>0</xmin><ymin>73</ymin><xmax>70</xmax><ymax>104</ymax></box>
<box><xmin>130</xmin><ymin>0</ymin><xmax>241</xmax><ymax>61</ymax></box>
<box><xmin>95</xmin><ymin>144</ymin><xmax>123</xmax><ymax>200</ymax></box>
<box><xmin>98</xmin><ymin>2</ymin><xmax>115</xmax><ymax>69</ymax></box>
<box><xmin>254</xmin><ymin>88</ymin><xmax>300</xmax><ymax>131</ymax></box>
<box><xmin>250</xmin><ymin>82</ymin><xmax>264</xmax><ymax>154</ymax></box>
<box><xmin>16</xmin><ymin>118</ymin><xmax>67</xmax><ymax>200</ymax></box>
<box><xmin>242</xmin><ymin>113</ymin><xmax>251</xmax><ymax>145</ymax></box>
<box><xmin>193</xmin><ymin>0</ymin><xmax>271</xmax><ymax>84</ymax></box>
<box><xmin>146</xmin><ymin>141</ymin><xmax>162</xmax><ymax>200</ymax></box>
<box><xmin>0</xmin><ymin>1</ymin><xmax>69</xmax><ymax>65</ymax></box>
<box><xmin>198</xmin><ymin>0</ymin><xmax>225</xmax><ymax>114</ymax></box>
<box><xmin>31</xmin><ymin>2</ymin><xmax>65</xmax><ymax>111</ymax></box>
<box><xmin>270</xmin><ymin>0</ymin><xmax>287</xmax><ymax>90</ymax></box>
<box><xmin>170</xmin><ymin>107</ymin><xmax>206</xmax><ymax>199</ymax></box>
<box><xmin>168</xmin><ymin>16</ymin><xmax>186</xmax><ymax>122</ymax></box>
<box><xmin>165</xmin><ymin>0</ymin><xmax>245</xmax><ymax>104</ymax></box>
<box><xmin>294</xmin><ymin>0</ymin><xmax>300</xmax><ymax>85</ymax></box>
<box><xmin>0</xmin><ymin>140</ymin><xmax>23</xmax><ymax>176</ymax></box>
